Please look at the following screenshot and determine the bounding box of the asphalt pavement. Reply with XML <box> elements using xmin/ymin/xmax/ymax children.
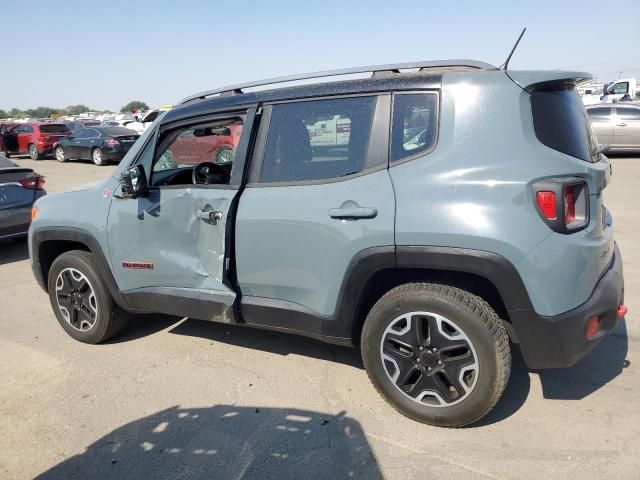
<box><xmin>0</xmin><ymin>155</ymin><xmax>638</xmax><ymax>479</ymax></box>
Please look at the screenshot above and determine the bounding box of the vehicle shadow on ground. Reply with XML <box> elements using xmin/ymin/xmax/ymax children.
<box><xmin>106</xmin><ymin>314</ymin><xmax>185</xmax><ymax>344</ymax></box>
<box><xmin>0</xmin><ymin>239</ymin><xmax>29</xmax><ymax>265</ymax></box>
<box><xmin>169</xmin><ymin>318</ymin><xmax>364</xmax><ymax>369</ymax></box>
<box><xmin>34</xmin><ymin>405</ymin><xmax>382</xmax><ymax>480</ymax></box>
<box><xmin>536</xmin><ymin>318</ymin><xmax>630</xmax><ymax>400</ymax></box>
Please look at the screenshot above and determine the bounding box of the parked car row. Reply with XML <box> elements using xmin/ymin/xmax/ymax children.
<box><xmin>0</xmin><ymin>122</ymin><xmax>141</xmax><ymax>165</ymax></box>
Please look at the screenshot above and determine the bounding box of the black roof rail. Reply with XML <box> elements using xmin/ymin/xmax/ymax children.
<box><xmin>178</xmin><ymin>59</ymin><xmax>497</xmax><ymax>105</ymax></box>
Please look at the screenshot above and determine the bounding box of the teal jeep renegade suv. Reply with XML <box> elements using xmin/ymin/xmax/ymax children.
<box><xmin>29</xmin><ymin>60</ymin><xmax>625</xmax><ymax>426</ymax></box>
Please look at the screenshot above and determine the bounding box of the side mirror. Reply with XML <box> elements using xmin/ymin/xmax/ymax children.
<box><xmin>121</xmin><ymin>164</ymin><xmax>148</xmax><ymax>198</ymax></box>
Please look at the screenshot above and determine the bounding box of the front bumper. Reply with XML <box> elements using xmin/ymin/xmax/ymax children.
<box><xmin>509</xmin><ymin>243</ymin><xmax>624</xmax><ymax>369</ymax></box>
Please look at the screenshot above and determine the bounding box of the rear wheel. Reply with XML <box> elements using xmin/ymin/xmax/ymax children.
<box><xmin>361</xmin><ymin>282</ymin><xmax>511</xmax><ymax>427</ymax></box>
<box><xmin>55</xmin><ymin>146</ymin><xmax>66</xmax><ymax>162</ymax></box>
<box><xmin>47</xmin><ymin>250</ymin><xmax>128</xmax><ymax>343</ymax></box>
<box><xmin>28</xmin><ymin>144</ymin><xmax>41</xmax><ymax>160</ymax></box>
<box><xmin>92</xmin><ymin>147</ymin><xmax>105</xmax><ymax>166</ymax></box>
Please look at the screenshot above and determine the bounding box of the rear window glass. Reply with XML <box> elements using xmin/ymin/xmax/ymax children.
<box><xmin>260</xmin><ymin>96</ymin><xmax>376</xmax><ymax>183</ymax></box>
<box><xmin>617</xmin><ymin>108</ymin><xmax>640</xmax><ymax>121</ymax></box>
<box><xmin>531</xmin><ymin>88</ymin><xmax>598</xmax><ymax>162</ymax></box>
<box><xmin>391</xmin><ymin>93</ymin><xmax>438</xmax><ymax>162</ymax></box>
<box><xmin>39</xmin><ymin>124</ymin><xmax>70</xmax><ymax>133</ymax></box>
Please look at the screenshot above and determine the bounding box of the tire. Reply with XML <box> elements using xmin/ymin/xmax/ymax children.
<box><xmin>361</xmin><ymin>282</ymin><xmax>510</xmax><ymax>427</ymax></box>
<box><xmin>47</xmin><ymin>250</ymin><xmax>128</xmax><ymax>344</ymax></box>
<box><xmin>3</xmin><ymin>151</ymin><xmax>9</xmax><ymax>158</ymax></box>
<box><xmin>92</xmin><ymin>147</ymin><xmax>105</xmax><ymax>166</ymax></box>
<box><xmin>54</xmin><ymin>146</ymin><xmax>66</xmax><ymax>162</ymax></box>
<box><xmin>216</xmin><ymin>147</ymin><xmax>234</xmax><ymax>164</ymax></box>
<box><xmin>28</xmin><ymin>144</ymin><xmax>41</xmax><ymax>160</ymax></box>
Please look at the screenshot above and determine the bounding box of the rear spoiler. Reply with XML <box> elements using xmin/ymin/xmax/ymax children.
<box><xmin>505</xmin><ymin>70</ymin><xmax>592</xmax><ymax>93</ymax></box>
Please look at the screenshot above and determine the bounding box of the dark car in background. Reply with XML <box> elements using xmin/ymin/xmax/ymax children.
<box><xmin>63</xmin><ymin>120</ymin><xmax>100</xmax><ymax>133</ymax></box>
<box><xmin>0</xmin><ymin>155</ymin><xmax>45</xmax><ymax>241</ymax></box>
<box><xmin>4</xmin><ymin>123</ymin><xmax>71</xmax><ymax>160</ymax></box>
<box><xmin>53</xmin><ymin>126</ymin><xmax>140</xmax><ymax>166</ymax></box>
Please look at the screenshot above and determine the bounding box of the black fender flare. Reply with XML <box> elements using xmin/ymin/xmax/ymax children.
<box><xmin>30</xmin><ymin>226</ymin><xmax>136</xmax><ymax>312</ymax></box>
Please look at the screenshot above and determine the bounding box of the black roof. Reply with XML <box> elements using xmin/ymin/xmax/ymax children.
<box><xmin>164</xmin><ymin>71</ymin><xmax>444</xmax><ymax>124</ymax></box>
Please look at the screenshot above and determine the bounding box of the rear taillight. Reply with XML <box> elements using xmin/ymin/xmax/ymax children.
<box><xmin>104</xmin><ymin>138</ymin><xmax>120</xmax><ymax>147</ymax></box>
<box><xmin>19</xmin><ymin>176</ymin><xmax>45</xmax><ymax>190</ymax></box>
<box><xmin>536</xmin><ymin>191</ymin><xmax>556</xmax><ymax>220</ymax></box>
<box><xmin>533</xmin><ymin>178</ymin><xmax>589</xmax><ymax>233</ymax></box>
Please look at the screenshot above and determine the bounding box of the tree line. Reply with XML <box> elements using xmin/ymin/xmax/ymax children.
<box><xmin>0</xmin><ymin>101</ymin><xmax>150</xmax><ymax>119</ymax></box>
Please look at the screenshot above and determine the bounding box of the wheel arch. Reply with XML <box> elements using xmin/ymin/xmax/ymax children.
<box><xmin>31</xmin><ymin>227</ymin><xmax>132</xmax><ymax>311</ymax></box>
<box><xmin>342</xmin><ymin>246</ymin><xmax>533</xmax><ymax>345</ymax></box>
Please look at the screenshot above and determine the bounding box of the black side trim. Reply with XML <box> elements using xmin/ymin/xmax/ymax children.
<box><xmin>30</xmin><ymin>226</ymin><xmax>133</xmax><ymax>312</ymax></box>
<box><xmin>122</xmin><ymin>287</ymin><xmax>236</xmax><ymax>323</ymax></box>
<box><xmin>396</xmin><ymin>246</ymin><xmax>534</xmax><ymax>311</ymax></box>
<box><xmin>240</xmin><ymin>246</ymin><xmax>396</xmax><ymax>341</ymax></box>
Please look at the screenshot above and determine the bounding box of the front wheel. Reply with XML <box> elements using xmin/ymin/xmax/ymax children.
<box><xmin>47</xmin><ymin>250</ymin><xmax>128</xmax><ymax>343</ymax></box>
<box><xmin>361</xmin><ymin>283</ymin><xmax>511</xmax><ymax>427</ymax></box>
<box><xmin>28</xmin><ymin>144</ymin><xmax>41</xmax><ymax>160</ymax></box>
<box><xmin>55</xmin><ymin>146</ymin><xmax>66</xmax><ymax>162</ymax></box>
<box><xmin>92</xmin><ymin>147</ymin><xmax>105</xmax><ymax>166</ymax></box>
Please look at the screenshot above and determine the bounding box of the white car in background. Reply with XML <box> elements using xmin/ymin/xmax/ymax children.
<box><xmin>124</xmin><ymin>106</ymin><xmax>172</xmax><ymax>134</ymax></box>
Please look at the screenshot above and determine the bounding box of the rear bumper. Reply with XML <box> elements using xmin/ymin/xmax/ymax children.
<box><xmin>101</xmin><ymin>147</ymin><xmax>131</xmax><ymax>162</ymax></box>
<box><xmin>509</xmin><ymin>243</ymin><xmax>624</xmax><ymax>369</ymax></box>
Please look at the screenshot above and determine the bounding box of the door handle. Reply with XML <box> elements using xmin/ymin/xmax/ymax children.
<box><xmin>329</xmin><ymin>206</ymin><xmax>378</xmax><ymax>219</ymax></box>
<box><xmin>616</xmin><ymin>122</ymin><xmax>627</xmax><ymax>127</ymax></box>
<box><xmin>197</xmin><ymin>209</ymin><xmax>223</xmax><ymax>222</ymax></box>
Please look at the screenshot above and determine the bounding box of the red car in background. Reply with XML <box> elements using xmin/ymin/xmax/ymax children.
<box><xmin>3</xmin><ymin>122</ymin><xmax>71</xmax><ymax>160</ymax></box>
<box><xmin>168</xmin><ymin>124</ymin><xmax>242</xmax><ymax>165</ymax></box>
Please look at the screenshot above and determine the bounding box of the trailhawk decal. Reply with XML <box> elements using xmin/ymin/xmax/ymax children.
<box><xmin>122</xmin><ymin>261</ymin><xmax>154</xmax><ymax>270</ymax></box>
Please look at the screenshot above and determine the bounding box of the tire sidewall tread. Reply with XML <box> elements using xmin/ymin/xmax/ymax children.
<box><xmin>361</xmin><ymin>282</ymin><xmax>511</xmax><ymax>427</ymax></box>
<box><xmin>47</xmin><ymin>250</ymin><xmax>127</xmax><ymax>344</ymax></box>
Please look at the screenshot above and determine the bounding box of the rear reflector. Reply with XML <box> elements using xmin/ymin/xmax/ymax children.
<box><xmin>565</xmin><ymin>185</ymin><xmax>576</xmax><ymax>225</ymax></box>
<box><xmin>586</xmin><ymin>315</ymin><xmax>600</xmax><ymax>339</ymax></box>
<box><xmin>536</xmin><ymin>191</ymin><xmax>556</xmax><ymax>219</ymax></box>
<box><xmin>19</xmin><ymin>176</ymin><xmax>45</xmax><ymax>190</ymax></box>
<box><xmin>618</xmin><ymin>305</ymin><xmax>628</xmax><ymax>318</ymax></box>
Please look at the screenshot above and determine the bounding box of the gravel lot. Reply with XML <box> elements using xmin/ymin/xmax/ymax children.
<box><xmin>0</xmin><ymin>155</ymin><xmax>638</xmax><ymax>479</ymax></box>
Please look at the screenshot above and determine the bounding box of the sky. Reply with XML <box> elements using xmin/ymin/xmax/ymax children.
<box><xmin>2</xmin><ymin>0</ymin><xmax>639</xmax><ymax>112</ymax></box>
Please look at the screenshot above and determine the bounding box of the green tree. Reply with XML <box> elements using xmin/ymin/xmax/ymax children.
<box><xmin>120</xmin><ymin>101</ymin><xmax>150</xmax><ymax>113</ymax></box>
<box><xmin>64</xmin><ymin>105</ymin><xmax>91</xmax><ymax>115</ymax></box>
<box><xmin>0</xmin><ymin>109</ymin><xmax>7</xmax><ymax>119</ymax></box>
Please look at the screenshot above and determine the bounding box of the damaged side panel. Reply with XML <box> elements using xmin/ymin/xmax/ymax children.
<box><xmin>107</xmin><ymin>184</ymin><xmax>238</xmax><ymax>322</ymax></box>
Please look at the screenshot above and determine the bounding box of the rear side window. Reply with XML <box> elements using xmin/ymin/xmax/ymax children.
<box><xmin>617</xmin><ymin>108</ymin><xmax>640</xmax><ymax>121</ymax></box>
<box><xmin>260</xmin><ymin>96</ymin><xmax>376</xmax><ymax>183</ymax></box>
<box><xmin>39</xmin><ymin>124</ymin><xmax>69</xmax><ymax>133</ymax></box>
<box><xmin>391</xmin><ymin>93</ymin><xmax>438</xmax><ymax>162</ymax></box>
<box><xmin>586</xmin><ymin>107</ymin><xmax>612</xmax><ymax>121</ymax></box>
<box><xmin>531</xmin><ymin>88</ymin><xmax>598</xmax><ymax>162</ymax></box>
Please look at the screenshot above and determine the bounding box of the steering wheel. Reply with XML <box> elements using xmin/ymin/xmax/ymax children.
<box><xmin>192</xmin><ymin>162</ymin><xmax>230</xmax><ymax>185</ymax></box>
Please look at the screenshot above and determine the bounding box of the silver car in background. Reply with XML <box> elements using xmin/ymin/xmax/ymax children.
<box><xmin>587</xmin><ymin>103</ymin><xmax>640</xmax><ymax>154</ymax></box>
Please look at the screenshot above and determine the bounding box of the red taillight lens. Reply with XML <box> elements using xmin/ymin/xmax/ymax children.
<box><xmin>536</xmin><ymin>191</ymin><xmax>556</xmax><ymax>219</ymax></box>
<box><xmin>104</xmin><ymin>138</ymin><xmax>120</xmax><ymax>147</ymax></box>
<box><xmin>565</xmin><ymin>185</ymin><xmax>576</xmax><ymax>225</ymax></box>
<box><xmin>19</xmin><ymin>176</ymin><xmax>45</xmax><ymax>190</ymax></box>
